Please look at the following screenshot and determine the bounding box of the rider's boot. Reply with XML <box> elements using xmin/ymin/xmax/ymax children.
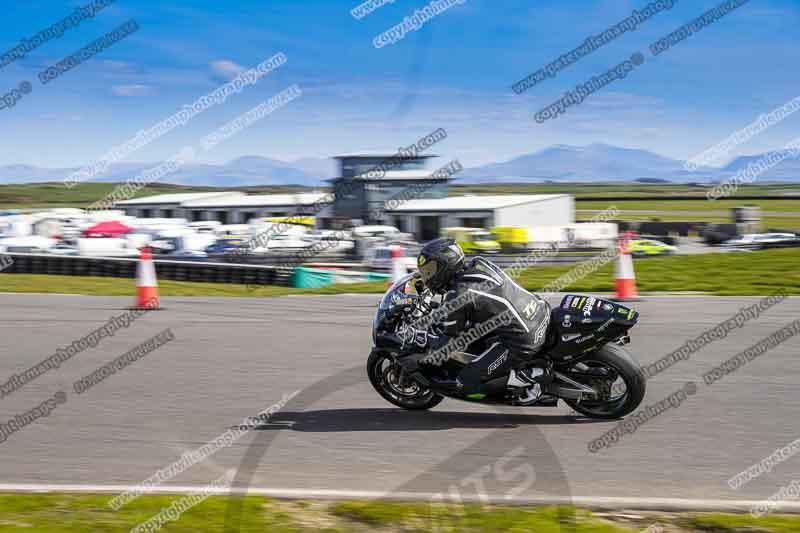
<box><xmin>507</xmin><ymin>361</ymin><xmax>551</xmax><ymax>405</ymax></box>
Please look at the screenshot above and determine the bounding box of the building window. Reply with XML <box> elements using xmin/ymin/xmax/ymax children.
<box><xmin>461</xmin><ymin>218</ymin><xmax>487</xmax><ymax>229</ymax></box>
<box><xmin>419</xmin><ymin>216</ymin><xmax>441</xmax><ymax>242</ymax></box>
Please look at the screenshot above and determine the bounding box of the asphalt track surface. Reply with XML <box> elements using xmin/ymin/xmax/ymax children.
<box><xmin>1</xmin><ymin>293</ymin><xmax>799</xmax><ymax>508</ymax></box>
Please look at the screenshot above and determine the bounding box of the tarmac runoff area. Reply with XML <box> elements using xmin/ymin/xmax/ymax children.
<box><xmin>0</xmin><ymin>293</ymin><xmax>799</xmax><ymax>512</ymax></box>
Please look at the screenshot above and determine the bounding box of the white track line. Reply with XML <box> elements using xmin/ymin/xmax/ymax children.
<box><xmin>0</xmin><ymin>484</ymin><xmax>798</xmax><ymax>513</ymax></box>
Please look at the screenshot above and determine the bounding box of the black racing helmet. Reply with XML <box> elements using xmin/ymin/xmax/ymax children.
<box><xmin>417</xmin><ymin>238</ymin><xmax>465</xmax><ymax>291</ymax></box>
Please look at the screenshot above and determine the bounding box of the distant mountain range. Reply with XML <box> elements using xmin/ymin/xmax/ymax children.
<box><xmin>0</xmin><ymin>156</ymin><xmax>336</xmax><ymax>187</ymax></box>
<box><xmin>458</xmin><ymin>143</ymin><xmax>720</xmax><ymax>183</ymax></box>
<box><xmin>458</xmin><ymin>143</ymin><xmax>800</xmax><ymax>183</ymax></box>
<box><xmin>1</xmin><ymin>143</ymin><xmax>798</xmax><ymax>186</ymax></box>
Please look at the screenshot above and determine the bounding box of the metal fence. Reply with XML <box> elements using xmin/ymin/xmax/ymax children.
<box><xmin>0</xmin><ymin>253</ymin><xmax>293</xmax><ymax>286</ymax></box>
<box><xmin>0</xmin><ymin>247</ymin><xmax>611</xmax><ymax>288</ymax></box>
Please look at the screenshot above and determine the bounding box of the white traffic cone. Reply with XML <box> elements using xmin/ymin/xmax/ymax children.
<box><xmin>389</xmin><ymin>245</ymin><xmax>407</xmax><ymax>287</ymax></box>
<box><xmin>614</xmin><ymin>233</ymin><xmax>639</xmax><ymax>300</ymax></box>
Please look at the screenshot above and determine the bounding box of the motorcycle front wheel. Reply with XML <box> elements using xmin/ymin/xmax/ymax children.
<box><xmin>367</xmin><ymin>349</ymin><xmax>444</xmax><ymax>410</ymax></box>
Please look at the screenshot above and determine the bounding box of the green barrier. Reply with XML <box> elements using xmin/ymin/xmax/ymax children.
<box><xmin>292</xmin><ymin>267</ymin><xmax>390</xmax><ymax>288</ymax></box>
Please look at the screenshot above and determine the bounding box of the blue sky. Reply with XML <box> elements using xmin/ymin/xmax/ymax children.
<box><xmin>0</xmin><ymin>0</ymin><xmax>798</xmax><ymax>169</ymax></box>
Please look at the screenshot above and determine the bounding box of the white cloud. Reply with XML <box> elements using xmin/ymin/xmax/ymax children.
<box><xmin>111</xmin><ymin>84</ymin><xmax>153</xmax><ymax>97</ymax></box>
<box><xmin>102</xmin><ymin>60</ymin><xmax>135</xmax><ymax>72</ymax></box>
<box><xmin>210</xmin><ymin>59</ymin><xmax>246</xmax><ymax>79</ymax></box>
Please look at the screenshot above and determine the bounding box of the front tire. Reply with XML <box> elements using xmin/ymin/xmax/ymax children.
<box><xmin>562</xmin><ymin>343</ymin><xmax>646</xmax><ymax>419</ymax></box>
<box><xmin>367</xmin><ymin>349</ymin><xmax>444</xmax><ymax>410</ymax></box>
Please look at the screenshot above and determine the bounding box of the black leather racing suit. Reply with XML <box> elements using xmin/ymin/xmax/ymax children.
<box><xmin>425</xmin><ymin>257</ymin><xmax>551</xmax><ymax>394</ymax></box>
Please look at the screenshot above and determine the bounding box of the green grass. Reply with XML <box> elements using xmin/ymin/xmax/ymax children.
<box><xmin>516</xmin><ymin>247</ymin><xmax>800</xmax><ymax>295</ymax></box>
<box><xmin>1</xmin><ymin>494</ymin><xmax>799</xmax><ymax>532</ymax></box>
<box><xmin>577</xmin><ymin>199</ymin><xmax>800</xmax><ymax>213</ymax></box>
<box><xmin>576</xmin><ymin>213</ymin><xmax>731</xmax><ymax>223</ymax></box>
<box><xmin>0</xmin><ymin>183</ymin><xmax>213</xmax><ymax>209</ymax></box>
<box><xmin>3</xmin><ymin>247</ymin><xmax>800</xmax><ymax>297</ymax></box>
<box><xmin>451</xmin><ymin>182</ymin><xmax>800</xmax><ymax>198</ymax></box>
<box><xmin>3</xmin><ymin>182</ymin><xmax>800</xmax><ymax>209</ymax></box>
<box><xmin>576</xmin><ymin>215</ymin><xmax>800</xmax><ymax>230</ymax></box>
<box><xmin>0</xmin><ymin>273</ymin><xmax>387</xmax><ymax>297</ymax></box>
<box><xmin>331</xmin><ymin>501</ymin><xmax>634</xmax><ymax>532</ymax></box>
<box><xmin>0</xmin><ymin>493</ymin><xmax>277</xmax><ymax>533</ymax></box>
<box><xmin>0</xmin><ymin>182</ymin><xmax>315</xmax><ymax>209</ymax></box>
<box><xmin>762</xmin><ymin>217</ymin><xmax>800</xmax><ymax>230</ymax></box>
<box><xmin>687</xmin><ymin>512</ymin><xmax>800</xmax><ymax>532</ymax></box>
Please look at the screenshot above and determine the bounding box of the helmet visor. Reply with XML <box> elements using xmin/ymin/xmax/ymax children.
<box><xmin>418</xmin><ymin>258</ymin><xmax>439</xmax><ymax>284</ymax></box>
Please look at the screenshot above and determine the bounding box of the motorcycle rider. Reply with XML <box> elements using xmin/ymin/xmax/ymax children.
<box><xmin>413</xmin><ymin>238</ymin><xmax>551</xmax><ymax>402</ymax></box>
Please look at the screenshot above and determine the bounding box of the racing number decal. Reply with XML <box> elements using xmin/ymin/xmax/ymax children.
<box><xmin>522</xmin><ymin>300</ymin><xmax>538</xmax><ymax>321</ymax></box>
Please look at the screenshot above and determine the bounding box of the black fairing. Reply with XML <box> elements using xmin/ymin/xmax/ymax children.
<box><xmin>544</xmin><ymin>294</ymin><xmax>638</xmax><ymax>363</ymax></box>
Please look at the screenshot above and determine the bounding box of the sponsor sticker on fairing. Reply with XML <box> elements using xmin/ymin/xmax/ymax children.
<box><xmin>597</xmin><ymin>317</ymin><xmax>614</xmax><ymax>332</ymax></box>
<box><xmin>488</xmin><ymin>351</ymin><xmax>508</xmax><ymax>375</ymax></box>
<box><xmin>583</xmin><ymin>297</ymin><xmax>596</xmax><ymax>317</ymax></box>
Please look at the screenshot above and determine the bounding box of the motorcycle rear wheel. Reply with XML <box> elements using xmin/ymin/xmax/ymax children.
<box><xmin>562</xmin><ymin>343</ymin><xmax>646</xmax><ymax>419</ymax></box>
<box><xmin>367</xmin><ymin>349</ymin><xmax>444</xmax><ymax>410</ymax></box>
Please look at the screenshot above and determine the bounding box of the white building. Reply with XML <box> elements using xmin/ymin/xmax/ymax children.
<box><xmin>386</xmin><ymin>194</ymin><xmax>574</xmax><ymax>241</ymax></box>
<box><xmin>116</xmin><ymin>192</ymin><xmax>328</xmax><ymax>224</ymax></box>
<box><xmin>179</xmin><ymin>192</ymin><xmax>328</xmax><ymax>224</ymax></box>
<box><xmin>114</xmin><ymin>191</ymin><xmax>574</xmax><ymax>240</ymax></box>
<box><xmin>115</xmin><ymin>192</ymin><xmax>239</xmax><ymax>220</ymax></box>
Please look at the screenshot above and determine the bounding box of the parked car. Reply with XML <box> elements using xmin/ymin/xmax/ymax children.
<box><xmin>169</xmin><ymin>249</ymin><xmax>209</xmax><ymax>260</ymax></box>
<box><xmin>364</xmin><ymin>245</ymin><xmax>417</xmax><ymax>271</ymax></box>
<box><xmin>206</xmin><ymin>237</ymin><xmax>249</xmax><ymax>254</ymax></box>
<box><xmin>47</xmin><ymin>240</ymin><xmax>79</xmax><ymax>255</ymax></box>
<box><xmin>188</xmin><ymin>221</ymin><xmax>222</xmax><ymax>233</ymax></box>
<box><xmin>628</xmin><ymin>239</ymin><xmax>677</xmax><ymax>257</ymax></box>
<box><xmin>722</xmin><ymin>233</ymin><xmax>799</xmax><ymax>250</ymax></box>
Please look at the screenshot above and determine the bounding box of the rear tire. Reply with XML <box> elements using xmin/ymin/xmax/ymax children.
<box><xmin>563</xmin><ymin>343</ymin><xmax>646</xmax><ymax>419</ymax></box>
<box><xmin>367</xmin><ymin>349</ymin><xmax>444</xmax><ymax>410</ymax></box>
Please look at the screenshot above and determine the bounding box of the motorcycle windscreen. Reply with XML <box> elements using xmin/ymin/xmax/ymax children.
<box><xmin>379</xmin><ymin>272</ymin><xmax>416</xmax><ymax>311</ymax></box>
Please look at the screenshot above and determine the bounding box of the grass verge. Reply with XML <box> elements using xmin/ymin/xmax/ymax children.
<box><xmin>0</xmin><ymin>273</ymin><xmax>385</xmax><ymax>297</ymax></box>
<box><xmin>1</xmin><ymin>247</ymin><xmax>799</xmax><ymax>297</ymax></box>
<box><xmin>2</xmin><ymin>494</ymin><xmax>798</xmax><ymax>532</ymax></box>
<box><xmin>3</xmin><ymin>182</ymin><xmax>799</xmax><ymax>209</ymax></box>
<box><xmin>576</xmin><ymin>198</ymin><xmax>800</xmax><ymax>213</ymax></box>
<box><xmin>576</xmin><ymin>214</ymin><xmax>800</xmax><ymax>230</ymax></box>
<box><xmin>515</xmin><ymin>246</ymin><xmax>800</xmax><ymax>296</ymax></box>
<box><xmin>686</xmin><ymin>512</ymin><xmax>800</xmax><ymax>532</ymax></box>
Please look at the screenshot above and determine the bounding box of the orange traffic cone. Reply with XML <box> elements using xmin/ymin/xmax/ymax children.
<box><xmin>133</xmin><ymin>246</ymin><xmax>161</xmax><ymax>309</ymax></box>
<box><xmin>614</xmin><ymin>234</ymin><xmax>639</xmax><ymax>301</ymax></box>
<box><xmin>388</xmin><ymin>245</ymin><xmax>407</xmax><ymax>288</ymax></box>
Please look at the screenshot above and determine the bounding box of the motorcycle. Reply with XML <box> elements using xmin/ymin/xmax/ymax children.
<box><xmin>367</xmin><ymin>273</ymin><xmax>646</xmax><ymax>419</ymax></box>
